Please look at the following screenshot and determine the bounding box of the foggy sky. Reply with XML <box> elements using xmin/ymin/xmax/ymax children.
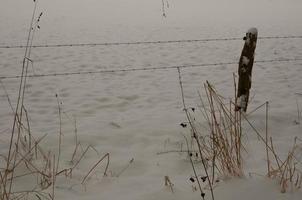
<box><xmin>0</xmin><ymin>0</ymin><xmax>301</xmax><ymax>44</ymax></box>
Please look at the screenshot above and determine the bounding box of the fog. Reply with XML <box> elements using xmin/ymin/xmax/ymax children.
<box><xmin>0</xmin><ymin>0</ymin><xmax>301</xmax><ymax>44</ymax></box>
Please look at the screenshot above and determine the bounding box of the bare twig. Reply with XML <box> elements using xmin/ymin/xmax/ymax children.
<box><xmin>81</xmin><ymin>153</ymin><xmax>110</xmax><ymax>184</ymax></box>
<box><xmin>177</xmin><ymin>67</ymin><xmax>214</xmax><ymax>200</ymax></box>
<box><xmin>266</xmin><ymin>102</ymin><xmax>270</xmax><ymax>176</ymax></box>
<box><xmin>182</xmin><ymin>134</ymin><xmax>205</xmax><ymax>199</ymax></box>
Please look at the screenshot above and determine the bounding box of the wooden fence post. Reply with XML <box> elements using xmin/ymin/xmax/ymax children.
<box><xmin>236</xmin><ymin>27</ymin><xmax>258</xmax><ymax>112</ymax></box>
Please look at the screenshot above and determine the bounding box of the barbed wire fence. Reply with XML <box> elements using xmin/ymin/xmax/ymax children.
<box><xmin>0</xmin><ymin>35</ymin><xmax>302</xmax><ymax>49</ymax></box>
<box><xmin>0</xmin><ymin>34</ymin><xmax>301</xmax><ymax>131</ymax></box>
<box><xmin>0</xmin><ymin>35</ymin><xmax>302</xmax><ymax>90</ymax></box>
<box><xmin>0</xmin><ymin>58</ymin><xmax>301</xmax><ymax>80</ymax></box>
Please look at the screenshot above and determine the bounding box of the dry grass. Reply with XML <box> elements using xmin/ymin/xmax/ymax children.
<box><xmin>0</xmin><ymin>94</ymin><xmax>110</xmax><ymax>200</ymax></box>
<box><xmin>177</xmin><ymin>64</ymin><xmax>248</xmax><ymax>200</ymax></box>
<box><xmin>0</xmin><ymin>1</ymin><xmax>110</xmax><ymax>199</ymax></box>
<box><xmin>267</xmin><ymin>137</ymin><xmax>302</xmax><ymax>193</ymax></box>
<box><xmin>194</xmin><ymin>82</ymin><xmax>302</xmax><ymax>193</ymax></box>
<box><xmin>0</xmin><ymin>95</ymin><xmax>110</xmax><ymax>200</ymax></box>
<box><xmin>0</xmin><ymin>90</ymin><xmax>110</xmax><ymax>198</ymax></box>
<box><xmin>177</xmin><ymin>71</ymin><xmax>302</xmax><ymax>196</ymax></box>
<box><xmin>198</xmin><ymin>82</ymin><xmax>244</xmax><ymax>178</ymax></box>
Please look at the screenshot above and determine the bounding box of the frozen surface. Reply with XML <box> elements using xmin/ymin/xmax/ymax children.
<box><xmin>0</xmin><ymin>0</ymin><xmax>302</xmax><ymax>199</ymax></box>
<box><xmin>247</xmin><ymin>27</ymin><xmax>258</xmax><ymax>35</ymax></box>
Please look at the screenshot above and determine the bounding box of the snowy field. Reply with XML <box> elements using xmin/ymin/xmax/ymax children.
<box><xmin>0</xmin><ymin>0</ymin><xmax>302</xmax><ymax>199</ymax></box>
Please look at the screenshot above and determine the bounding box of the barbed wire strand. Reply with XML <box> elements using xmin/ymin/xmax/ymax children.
<box><xmin>1</xmin><ymin>35</ymin><xmax>302</xmax><ymax>49</ymax></box>
<box><xmin>1</xmin><ymin>58</ymin><xmax>301</xmax><ymax>80</ymax></box>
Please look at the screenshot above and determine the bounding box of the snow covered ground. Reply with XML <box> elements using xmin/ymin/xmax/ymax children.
<box><xmin>0</xmin><ymin>0</ymin><xmax>302</xmax><ymax>199</ymax></box>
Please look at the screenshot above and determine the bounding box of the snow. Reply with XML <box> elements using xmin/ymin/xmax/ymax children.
<box><xmin>247</xmin><ymin>27</ymin><xmax>258</xmax><ymax>36</ymax></box>
<box><xmin>0</xmin><ymin>0</ymin><xmax>302</xmax><ymax>200</ymax></box>
<box><xmin>242</xmin><ymin>56</ymin><xmax>250</xmax><ymax>65</ymax></box>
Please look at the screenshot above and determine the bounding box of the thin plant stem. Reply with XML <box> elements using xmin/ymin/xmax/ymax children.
<box><xmin>182</xmin><ymin>134</ymin><xmax>205</xmax><ymax>199</ymax></box>
<box><xmin>177</xmin><ymin>67</ymin><xmax>215</xmax><ymax>200</ymax></box>
<box><xmin>81</xmin><ymin>153</ymin><xmax>110</xmax><ymax>184</ymax></box>
<box><xmin>265</xmin><ymin>102</ymin><xmax>270</xmax><ymax>176</ymax></box>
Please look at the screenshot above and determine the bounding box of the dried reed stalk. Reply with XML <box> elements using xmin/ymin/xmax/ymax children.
<box><xmin>201</xmin><ymin>82</ymin><xmax>244</xmax><ymax>177</ymax></box>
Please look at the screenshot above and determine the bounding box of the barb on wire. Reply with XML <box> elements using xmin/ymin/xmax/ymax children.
<box><xmin>0</xmin><ymin>58</ymin><xmax>301</xmax><ymax>80</ymax></box>
<box><xmin>0</xmin><ymin>35</ymin><xmax>302</xmax><ymax>49</ymax></box>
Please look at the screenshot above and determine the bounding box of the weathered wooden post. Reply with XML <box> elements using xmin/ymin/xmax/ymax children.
<box><xmin>236</xmin><ymin>27</ymin><xmax>258</xmax><ymax>112</ymax></box>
